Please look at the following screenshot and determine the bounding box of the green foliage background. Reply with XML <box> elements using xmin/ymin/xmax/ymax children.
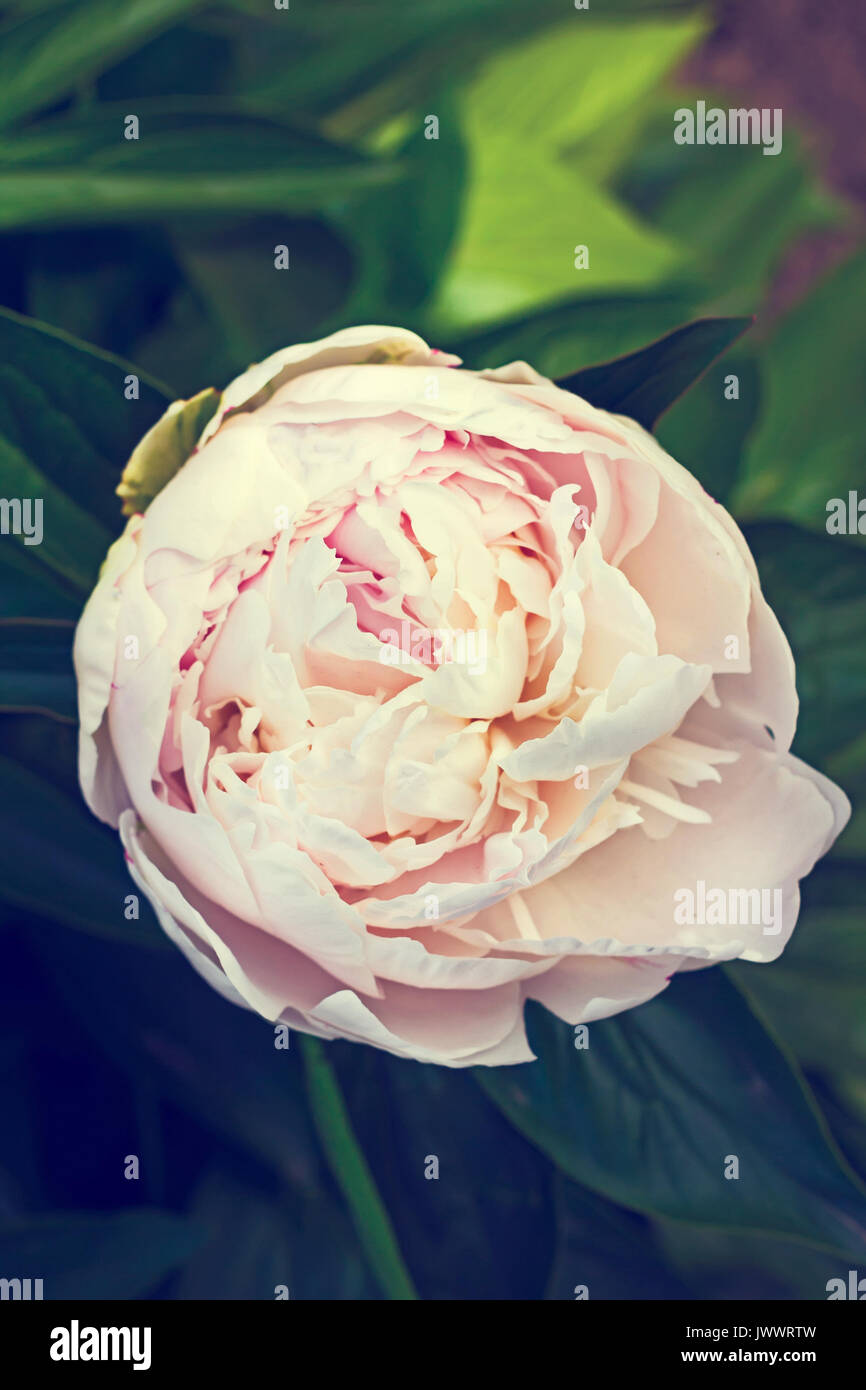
<box><xmin>0</xmin><ymin>0</ymin><xmax>865</xmax><ymax>1300</ymax></box>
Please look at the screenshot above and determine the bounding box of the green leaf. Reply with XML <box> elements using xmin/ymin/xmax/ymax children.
<box><xmin>0</xmin><ymin>754</ymin><xmax>166</xmax><ymax>948</ymax></box>
<box><xmin>824</xmin><ymin>1076</ymin><xmax>866</xmax><ymax>1186</ymax></box>
<box><xmin>337</xmin><ymin>86</ymin><xmax>467</xmax><ymax>322</ymax></box>
<box><xmin>620</xmin><ymin>109</ymin><xmax>846</xmax><ymax>308</ymax></box>
<box><xmin>660</xmin><ymin>139</ymin><xmax>844</xmax><ymax>305</ymax></box>
<box><xmin>0</xmin><ymin>1209</ymin><xmax>203</xmax><ymax>1298</ymax></box>
<box><xmin>0</xmin><ymin>152</ymin><xmax>401</xmax><ymax>230</ymax></box>
<box><xmin>655</xmin><ymin>353</ymin><xmax>761</xmax><ymax>503</ymax></box>
<box><xmin>174</xmin><ymin>1165</ymin><xmax>377</xmax><ymax>1301</ymax></box>
<box><xmin>427</xmin><ymin>17</ymin><xmax>692</xmax><ymax>334</ymax></box>
<box><xmin>546</xmin><ymin>1172</ymin><xmax>688</xmax><ymax>1300</ymax></box>
<box><xmin>731</xmin><ymin>250</ymin><xmax>866</xmax><ymax>530</ymax></box>
<box><xmin>432</xmin><ymin>161</ymin><xmax>683</xmax><ymax>336</ymax></box>
<box><xmin>0</xmin><ymin>305</ymin><xmax>171</xmax><ymax>514</ymax></box>
<box><xmin>453</xmin><ymin>291</ymin><xmax>694</xmax><ymax>381</ymax></box>
<box><xmin>124</xmin><ymin>281</ymin><xmax>245</xmax><ymax>402</ymax></box>
<box><xmin>299</xmin><ymin>1035</ymin><xmax>418</xmax><ymax>1301</ymax></box>
<box><xmin>0</xmin><ymin>105</ymin><xmax>402</xmax><ymax>238</ymax></box>
<box><xmin>22</xmin><ymin>225</ymin><xmax>182</xmax><ymax>373</ymax></box>
<box><xmin>457</xmin><ymin>13</ymin><xmax>705</xmax><ymax>153</ymax></box>
<box><xmin>0</xmin><ymin>432</ymin><xmax>113</xmax><ymax>591</ymax></box>
<box><xmin>729</xmin><ymin>864</ymin><xmax>866</xmax><ymax>1078</ymax></box>
<box><xmin>0</xmin><ymin>709</ymin><xmax>80</xmax><ymax>796</ymax></box>
<box><xmin>28</xmin><ymin>918</ymin><xmax>323</xmax><ymax>1188</ymax></box>
<box><xmin>743</xmin><ymin>522</ymin><xmax>866</xmax><ymax>767</ymax></box>
<box><xmin>557</xmin><ymin>315</ymin><xmax>752</xmax><ymax>429</ymax></box>
<box><xmin>0</xmin><ymin>306</ymin><xmax>171</xmax><ymax>595</ymax></box>
<box><xmin>318</xmin><ymin>1</ymin><xmax>702</xmax><ymax>142</ymax></box>
<box><xmin>330</xmin><ymin>1042</ymin><xmax>556</xmax><ymax>1299</ymax></box>
<box><xmin>478</xmin><ymin>970</ymin><xmax>866</xmax><ymax>1261</ymax></box>
<box><xmin>0</xmin><ymin>544</ymin><xmax>81</xmax><ymax>620</ymax></box>
<box><xmin>0</xmin><ymin>0</ymin><xmax>205</xmax><ymax>129</ymax></box>
<box><xmin>97</xmin><ymin>20</ymin><xmax>233</xmax><ymax>100</ymax></box>
<box><xmin>174</xmin><ymin>1169</ymin><xmax>292</xmax><ymax>1301</ymax></box>
<box><xmin>0</xmin><ymin>618</ymin><xmax>76</xmax><ymax>720</ymax></box>
<box><xmin>654</xmin><ymin>1216</ymin><xmax>846</xmax><ymax>1301</ymax></box>
<box><xmin>824</xmin><ymin>732</ymin><xmax>866</xmax><ymax>861</ymax></box>
<box><xmin>0</xmin><ymin>102</ymin><xmax>394</xmax><ymax>171</ymax></box>
<box><xmin>166</xmin><ymin>215</ymin><xmax>353</xmax><ymax>386</ymax></box>
<box><xmin>246</xmin><ymin>0</ymin><xmax>596</xmax><ymax>131</ymax></box>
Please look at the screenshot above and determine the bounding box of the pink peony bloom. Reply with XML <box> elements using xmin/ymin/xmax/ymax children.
<box><xmin>73</xmin><ymin>326</ymin><xmax>849</xmax><ymax>1066</ymax></box>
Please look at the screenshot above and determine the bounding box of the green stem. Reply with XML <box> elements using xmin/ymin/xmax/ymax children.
<box><xmin>299</xmin><ymin>1034</ymin><xmax>418</xmax><ymax>1301</ymax></box>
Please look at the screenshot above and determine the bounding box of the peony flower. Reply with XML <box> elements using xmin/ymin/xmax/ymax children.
<box><xmin>73</xmin><ymin>325</ymin><xmax>849</xmax><ymax>1066</ymax></box>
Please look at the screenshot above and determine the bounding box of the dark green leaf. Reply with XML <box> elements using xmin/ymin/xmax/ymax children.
<box><xmin>337</xmin><ymin>87</ymin><xmax>467</xmax><ymax>322</ymax></box>
<box><xmin>654</xmin><ymin>1216</ymin><xmax>847</xmax><ymax>1301</ymax></box>
<box><xmin>557</xmin><ymin>315</ymin><xmax>752</xmax><ymax>429</ymax></box>
<box><xmin>818</xmin><ymin>1077</ymin><xmax>866</xmax><ymax>1189</ymax></box>
<box><xmin>300</xmin><ymin>1036</ymin><xmax>417</xmax><ymax>1300</ymax></box>
<box><xmin>332</xmin><ymin>1042</ymin><xmax>556</xmax><ymax>1299</ymax></box>
<box><xmin>0</xmin><ymin>0</ymin><xmax>205</xmax><ymax>129</ymax></box>
<box><xmin>729</xmin><ymin>863</ymin><xmax>866</xmax><ymax>1077</ymax></box>
<box><xmin>0</xmin><ymin>306</ymin><xmax>171</xmax><ymax>597</ymax></box>
<box><xmin>0</xmin><ymin>432</ymin><xmax>113</xmax><ymax>591</ymax></box>
<box><xmin>621</xmin><ymin>114</ymin><xmax>845</xmax><ymax>308</ymax></box>
<box><xmin>311</xmin><ymin>0</ymin><xmax>700</xmax><ymax>140</ymax></box>
<box><xmin>174</xmin><ymin>1169</ymin><xmax>291</xmax><ymax>1301</ymax></box>
<box><xmin>0</xmin><ymin>1209</ymin><xmax>203</xmax><ymax>1299</ymax></box>
<box><xmin>0</xmin><ymin>544</ymin><xmax>80</xmax><ymax>620</ymax></box>
<box><xmin>236</xmin><ymin>0</ymin><xmax>581</xmax><ymax>128</ymax></box>
<box><xmin>97</xmin><ymin>21</ymin><xmax>234</xmax><ymax>100</ymax></box>
<box><xmin>453</xmin><ymin>290</ymin><xmax>693</xmax><ymax>379</ymax></box>
<box><xmin>546</xmin><ymin>1172</ymin><xmax>688</xmax><ymax>1300</ymax></box>
<box><xmin>0</xmin><ymin>753</ymin><xmax>166</xmax><ymax>947</ymax></box>
<box><xmin>0</xmin><ymin>304</ymin><xmax>171</xmax><ymax>520</ymax></box>
<box><xmin>0</xmin><ymin>618</ymin><xmax>76</xmax><ymax>719</ymax></box>
<box><xmin>0</xmin><ymin>107</ymin><xmax>402</xmax><ymax>230</ymax></box>
<box><xmin>0</xmin><ymin>161</ymin><xmax>401</xmax><ymax>231</ymax></box>
<box><xmin>655</xmin><ymin>352</ymin><xmax>760</xmax><ymax>503</ymax></box>
<box><xmin>174</xmin><ymin>1165</ymin><xmax>377</xmax><ymax>1301</ymax></box>
<box><xmin>0</xmin><ymin>103</ymin><xmax>390</xmax><ymax>173</ymax></box>
<box><xmin>28</xmin><ymin>919</ymin><xmax>323</xmax><ymax>1189</ymax></box>
<box><xmin>744</xmin><ymin>522</ymin><xmax>866</xmax><ymax>766</ymax></box>
<box><xmin>732</xmin><ymin>251</ymin><xmax>866</xmax><ymax>529</ymax></box>
<box><xmin>478</xmin><ymin>970</ymin><xmax>866</xmax><ymax>1261</ymax></box>
<box><xmin>22</xmin><ymin>225</ymin><xmax>183</xmax><ymax>371</ymax></box>
<box><xmin>166</xmin><ymin>215</ymin><xmax>353</xmax><ymax>387</ymax></box>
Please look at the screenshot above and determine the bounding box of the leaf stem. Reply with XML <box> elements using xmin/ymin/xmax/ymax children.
<box><xmin>298</xmin><ymin>1034</ymin><xmax>418</xmax><ymax>1301</ymax></box>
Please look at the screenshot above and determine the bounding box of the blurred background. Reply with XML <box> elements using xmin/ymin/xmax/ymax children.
<box><xmin>1</xmin><ymin>0</ymin><xmax>865</xmax><ymax>1300</ymax></box>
